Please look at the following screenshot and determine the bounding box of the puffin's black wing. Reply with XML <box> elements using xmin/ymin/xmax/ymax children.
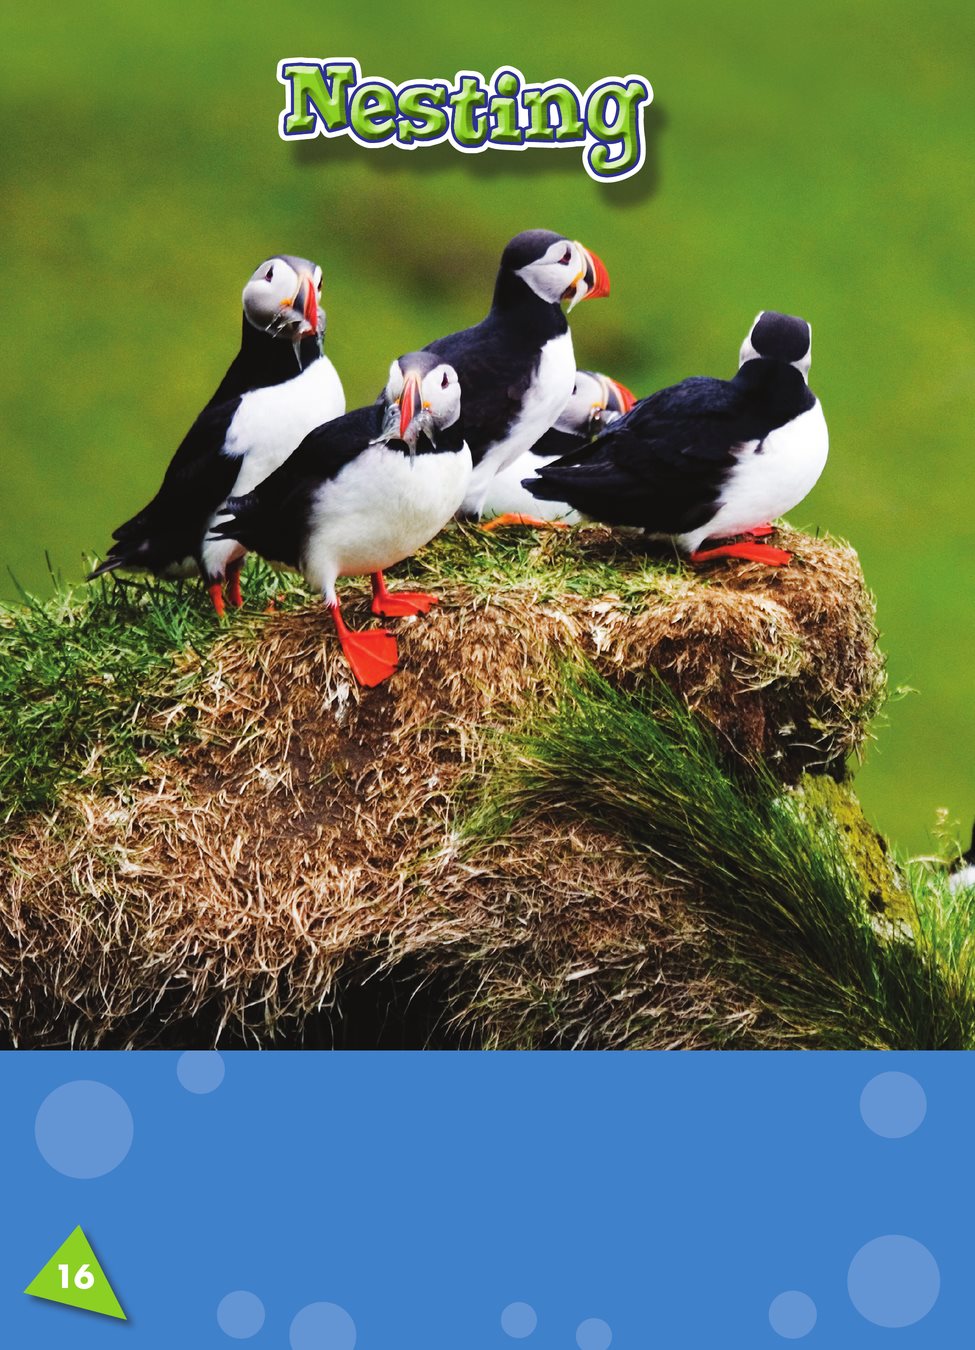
<box><xmin>209</xmin><ymin>404</ymin><xmax>386</xmax><ymax>569</ymax></box>
<box><xmin>90</xmin><ymin>398</ymin><xmax>245</xmax><ymax>577</ymax></box>
<box><xmin>425</xmin><ymin>315</ymin><xmax>539</xmax><ymax>457</ymax></box>
<box><xmin>526</xmin><ymin>376</ymin><xmax>754</xmax><ymax>534</ymax></box>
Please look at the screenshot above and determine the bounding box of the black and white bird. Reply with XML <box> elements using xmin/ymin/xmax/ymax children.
<box><xmin>209</xmin><ymin>351</ymin><xmax>471</xmax><ymax>687</ymax></box>
<box><xmin>526</xmin><ymin>311</ymin><xmax>827</xmax><ymax>565</ymax></box>
<box><xmin>88</xmin><ymin>255</ymin><xmax>345</xmax><ymax>613</ymax></box>
<box><xmin>481</xmin><ymin>369</ymin><xmax>636</xmax><ymax>526</ymax></box>
<box><xmin>421</xmin><ymin>228</ymin><xmax>610</xmax><ymax>524</ymax></box>
<box><xmin>949</xmin><ymin>823</ymin><xmax>975</xmax><ymax>893</ymax></box>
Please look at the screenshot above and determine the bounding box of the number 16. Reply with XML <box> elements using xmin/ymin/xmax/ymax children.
<box><xmin>58</xmin><ymin>1263</ymin><xmax>95</xmax><ymax>1290</ymax></box>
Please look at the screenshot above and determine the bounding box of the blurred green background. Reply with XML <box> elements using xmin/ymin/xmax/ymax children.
<box><xmin>1</xmin><ymin>1</ymin><xmax>972</xmax><ymax>853</ymax></box>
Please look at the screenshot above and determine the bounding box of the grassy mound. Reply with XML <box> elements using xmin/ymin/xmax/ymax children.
<box><xmin>4</xmin><ymin>524</ymin><xmax>967</xmax><ymax>1050</ymax></box>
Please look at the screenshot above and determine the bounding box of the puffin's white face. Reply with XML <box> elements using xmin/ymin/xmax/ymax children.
<box><xmin>242</xmin><ymin>256</ymin><xmax>324</xmax><ymax>340</ymax></box>
<box><xmin>419</xmin><ymin>363</ymin><xmax>462</xmax><ymax>428</ymax></box>
<box><xmin>385</xmin><ymin>359</ymin><xmax>461</xmax><ymax>443</ymax></box>
<box><xmin>554</xmin><ymin>370</ymin><xmax>612</xmax><ymax>434</ymax></box>
<box><xmin>739</xmin><ymin>311</ymin><xmax>812</xmax><ymax>382</ymax></box>
<box><xmin>515</xmin><ymin>238</ymin><xmax>609</xmax><ymax>311</ymax></box>
<box><xmin>554</xmin><ymin>370</ymin><xmax>637</xmax><ymax>435</ymax></box>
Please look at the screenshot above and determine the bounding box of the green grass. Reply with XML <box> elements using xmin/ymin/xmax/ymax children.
<box><xmin>0</xmin><ymin>530</ymin><xmax>669</xmax><ymax>828</ymax></box>
<box><xmin>475</xmin><ymin>666</ymin><xmax>975</xmax><ymax>1049</ymax></box>
<box><xmin>0</xmin><ymin>561</ymin><xmax>308</xmax><ymax>827</ymax></box>
<box><xmin>404</xmin><ymin>523</ymin><xmax>683</xmax><ymax>605</ymax></box>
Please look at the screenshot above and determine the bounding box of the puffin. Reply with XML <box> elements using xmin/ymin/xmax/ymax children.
<box><xmin>421</xmin><ymin>228</ymin><xmax>610</xmax><ymax>523</ymax></box>
<box><xmin>481</xmin><ymin>369</ymin><xmax>636</xmax><ymax>527</ymax></box>
<box><xmin>949</xmin><ymin>823</ymin><xmax>975</xmax><ymax>894</ymax></box>
<box><xmin>208</xmin><ymin>351</ymin><xmax>471</xmax><ymax>687</ymax></box>
<box><xmin>525</xmin><ymin>311</ymin><xmax>827</xmax><ymax>565</ymax></box>
<box><xmin>88</xmin><ymin>255</ymin><xmax>345</xmax><ymax>613</ymax></box>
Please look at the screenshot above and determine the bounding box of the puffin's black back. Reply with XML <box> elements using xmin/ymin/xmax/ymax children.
<box><xmin>423</xmin><ymin>241</ymin><xmax>568</xmax><ymax>461</ymax></box>
<box><xmin>528</xmin><ymin>360</ymin><xmax>815</xmax><ymax>533</ymax></box>
<box><xmin>95</xmin><ymin>320</ymin><xmax>323</xmax><ymax>575</ymax></box>
<box><xmin>107</xmin><ymin>399</ymin><xmax>247</xmax><ymax>568</ymax></box>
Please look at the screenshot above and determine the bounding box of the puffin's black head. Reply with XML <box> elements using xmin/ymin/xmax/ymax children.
<box><xmin>384</xmin><ymin>350</ymin><xmax>462</xmax><ymax>444</ymax></box>
<box><xmin>498</xmin><ymin>229</ymin><xmax>611</xmax><ymax>311</ymax></box>
<box><xmin>242</xmin><ymin>255</ymin><xmax>325</xmax><ymax>341</ymax></box>
<box><xmin>739</xmin><ymin>311</ymin><xmax>812</xmax><ymax>381</ymax></box>
<box><xmin>555</xmin><ymin>369</ymin><xmax>638</xmax><ymax>435</ymax></box>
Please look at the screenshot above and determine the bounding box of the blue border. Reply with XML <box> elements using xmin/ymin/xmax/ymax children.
<box><xmin>2</xmin><ymin>1051</ymin><xmax>972</xmax><ymax>1345</ymax></box>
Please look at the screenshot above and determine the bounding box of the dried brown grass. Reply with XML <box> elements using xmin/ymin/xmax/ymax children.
<box><xmin>0</xmin><ymin>527</ymin><xmax>885</xmax><ymax>1047</ymax></box>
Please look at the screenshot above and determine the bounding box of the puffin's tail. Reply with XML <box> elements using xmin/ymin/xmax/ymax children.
<box><xmin>521</xmin><ymin>470</ymin><xmax>565</xmax><ymax>504</ymax></box>
<box><xmin>207</xmin><ymin>495</ymin><xmax>255</xmax><ymax>544</ymax></box>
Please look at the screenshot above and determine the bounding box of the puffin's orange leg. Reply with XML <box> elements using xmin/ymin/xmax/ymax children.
<box><xmin>742</xmin><ymin>523</ymin><xmax>775</xmax><ymax>539</ymax></box>
<box><xmin>225</xmin><ymin>557</ymin><xmax>244</xmax><ymax>609</ymax></box>
<box><xmin>480</xmin><ymin>512</ymin><xmax>570</xmax><ymax>532</ymax></box>
<box><xmin>690</xmin><ymin>541</ymin><xmax>793</xmax><ymax>566</ymax></box>
<box><xmin>208</xmin><ymin>581</ymin><xmax>226</xmax><ymax>617</ymax></box>
<box><xmin>370</xmin><ymin>570</ymin><xmax>439</xmax><ymax>617</ymax></box>
<box><xmin>329</xmin><ymin>601</ymin><xmax>398</xmax><ymax>687</ymax></box>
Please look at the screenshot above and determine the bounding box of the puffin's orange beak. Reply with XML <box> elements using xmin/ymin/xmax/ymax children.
<box><xmin>398</xmin><ymin>372</ymin><xmax>421</xmax><ymax>440</ymax></box>
<box><xmin>578</xmin><ymin>244</ymin><xmax>611</xmax><ymax>301</ymax></box>
<box><xmin>609</xmin><ymin>377</ymin><xmax>637</xmax><ymax>412</ymax></box>
<box><xmin>299</xmin><ymin>272</ymin><xmax>319</xmax><ymax>335</ymax></box>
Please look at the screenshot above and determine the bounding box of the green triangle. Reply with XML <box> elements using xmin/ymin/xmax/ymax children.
<box><xmin>24</xmin><ymin>1226</ymin><xmax>127</xmax><ymax>1320</ymax></box>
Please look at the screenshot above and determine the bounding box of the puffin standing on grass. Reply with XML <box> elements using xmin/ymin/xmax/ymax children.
<box><xmin>481</xmin><ymin>369</ymin><xmax>636</xmax><ymax>526</ymax></box>
<box><xmin>524</xmin><ymin>311</ymin><xmax>826</xmax><ymax>565</ymax></box>
<box><xmin>88</xmin><ymin>255</ymin><xmax>345</xmax><ymax>613</ymax></box>
<box><xmin>208</xmin><ymin>352</ymin><xmax>471</xmax><ymax>687</ymax></box>
<box><xmin>421</xmin><ymin>228</ymin><xmax>610</xmax><ymax>524</ymax></box>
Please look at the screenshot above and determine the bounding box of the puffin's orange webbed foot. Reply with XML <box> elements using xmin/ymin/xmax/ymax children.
<box><xmin>329</xmin><ymin>600</ymin><xmax>398</xmax><ymax>687</ymax></box>
<box><xmin>690</xmin><ymin>541</ymin><xmax>793</xmax><ymax>566</ymax></box>
<box><xmin>339</xmin><ymin>628</ymin><xmax>399</xmax><ymax>686</ymax></box>
<box><xmin>370</xmin><ymin>571</ymin><xmax>439</xmax><ymax>617</ymax></box>
<box><xmin>480</xmin><ymin>513</ymin><xmax>570</xmax><ymax>532</ymax></box>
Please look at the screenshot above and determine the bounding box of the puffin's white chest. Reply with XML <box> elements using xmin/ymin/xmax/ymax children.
<box><xmin>684</xmin><ymin>399</ymin><xmax>829</xmax><ymax>550</ymax></box>
<box><xmin>482</xmin><ymin>450</ymin><xmax>582</xmax><ymax>524</ymax></box>
<box><xmin>224</xmin><ymin>356</ymin><xmax>345</xmax><ymax>495</ymax></box>
<box><xmin>201</xmin><ymin>357</ymin><xmax>345</xmax><ymax>577</ymax></box>
<box><xmin>302</xmin><ymin>442</ymin><xmax>473</xmax><ymax>595</ymax></box>
<box><xmin>462</xmin><ymin>329</ymin><xmax>576</xmax><ymax>516</ymax></box>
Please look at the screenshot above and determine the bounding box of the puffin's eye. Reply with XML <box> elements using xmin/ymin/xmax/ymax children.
<box><xmin>264</xmin><ymin>266</ymin><xmax>274</xmax><ymax>282</ymax></box>
<box><xmin>441</xmin><ymin>371</ymin><xmax>450</xmax><ymax>389</ymax></box>
<box><xmin>560</xmin><ymin>248</ymin><xmax>572</xmax><ymax>265</ymax></box>
<box><xmin>572</xmin><ymin>383</ymin><xmax>578</xmax><ymax>395</ymax></box>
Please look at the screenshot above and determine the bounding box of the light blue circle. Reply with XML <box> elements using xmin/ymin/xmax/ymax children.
<box><xmin>290</xmin><ymin>1301</ymin><xmax>356</xmax><ymax>1350</ymax></box>
<box><xmin>769</xmin><ymin>1291</ymin><xmax>817</xmax><ymax>1339</ymax></box>
<box><xmin>35</xmin><ymin>1080</ymin><xmax>133</xmax><ymax>1178</ymax></box>
<box><xmin>177</xmin><ymin>1051</ymin><xmax>226</xmax><ymax>1094</ymax></box>
<box><xmin>217</xmin><ymin>1291</ymin><xmax>266</xmax><ymax>1339</ymax></box>
<box><xmin>848</xmin><ymin>1235</ymin><xmax>940</xmax><ymax>1327</ymax></box>
<box><xmin>576</xmin><ymin>1318</ymin><xmax>612</xmax><ymax>1350</ymax></box>
<box><xmin>860</xmin><ymin>1072</ymin><xmax>926</xmax><ymax>1138</ymax></box>
<box><xmin>501</xmin><ymin>1301</ymin><xmax>537</xmax><ymax>1337</ymax></box>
